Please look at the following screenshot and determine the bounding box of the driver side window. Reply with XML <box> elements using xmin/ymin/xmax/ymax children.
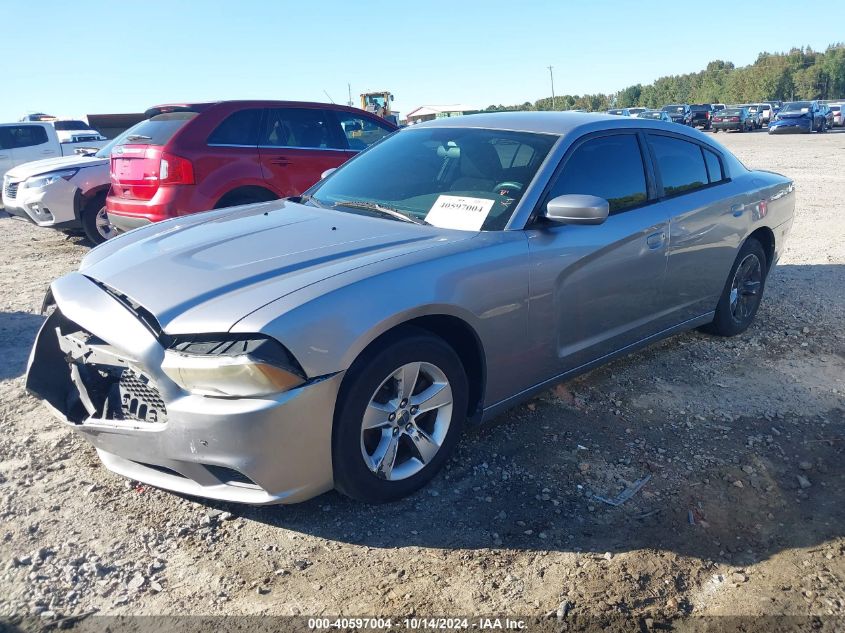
<box><xmin>548</xmin><ymin>134</ymin><xmax>648</xmax><ymax>215</ymax></box>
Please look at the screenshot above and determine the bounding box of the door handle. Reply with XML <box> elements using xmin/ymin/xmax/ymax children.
<box><xmin>646</xmin><ymin>231</ymin><xmax>666</xmax><ymax>249</ymax></box>
<box><xmin>270</xmin><ymin>157</ymin><xmax>291</xmax><ymax>166</ymax></box>
<box><xmin>41</xmin><ymin>150</ymin><xmax>55</xmax><ymax>154</ymax></box>
<box><xmin>730</xmin><ymin>204</ymin><xmax>744</xmax><ymax>217</ymax></box>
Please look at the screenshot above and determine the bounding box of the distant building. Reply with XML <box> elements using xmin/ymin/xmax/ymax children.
<box><xmin>85</xmin><ymin>113</ymin><xmax>146</xmax><ymax>139</ymax></box>
<box><xmin>404</xmin><ymin>104</ymin><xmax>477</xmax><ymax>125</ymax></box>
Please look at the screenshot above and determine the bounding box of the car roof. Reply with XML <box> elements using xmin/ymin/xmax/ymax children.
<box><xmin>408</xmin><ymin>110</ymin><xmax>708</xmax><ymax>137</ymax></box>
<box><xmin>146</xmin><ymin>100</ymin><xmax>376</xmax><ymax>116</ymax></box>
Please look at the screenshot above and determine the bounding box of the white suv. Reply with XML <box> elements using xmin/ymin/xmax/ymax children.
<box><xmin>2</xmin><ymin>124</ymin><xmax>141</xmax><ymax>243</ymax></box>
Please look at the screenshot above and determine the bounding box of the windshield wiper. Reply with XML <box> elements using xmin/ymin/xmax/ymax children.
<box><xmin>126</xmin><ymin>134</ymin><xmax>152</xmax><ymax>141</ymax></box>
<box><xmin>331</xmin><ymin>200</ymin><xmax>428</xmax><ymax>225</ymax></box>
<box><xmin>297</xmin><ymin>194</ymin><xmax>328</xmax><ymax>209</ymax></box>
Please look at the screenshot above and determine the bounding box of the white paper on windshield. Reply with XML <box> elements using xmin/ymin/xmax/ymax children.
<box><xmin>425</xmin><ymin>195</ymin><xmax>495</xmax><ymax>231</ymax></box>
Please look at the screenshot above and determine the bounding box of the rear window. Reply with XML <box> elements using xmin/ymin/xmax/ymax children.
<box><xmin>53</xmin><ymin>120</ymin><xmax>91</xmax><ymax>131</ymax></box>
<box><xmin>690</xmin><ymin>105</ymin><xmax>710</xmax><ymax>112</ymax></box>
<box><xmin>721</xmin><ymin>109</ymin><xmax>742</xmax><ymax>116</ymax></box>
<box><xmin>662</xmin><ymin>105</ymin><xmax>685</xmax><ymax>113</ymax></box>
<box><xmin>117</xmin><ymin>112</ymin><xmax>198</xmax><ymax>146</ymax></box>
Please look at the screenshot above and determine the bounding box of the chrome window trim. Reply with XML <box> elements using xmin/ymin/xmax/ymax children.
<box><xmin>257</xmin><ymin>145</ymin><xmax>354</xmax><ymax>152</ymax></box>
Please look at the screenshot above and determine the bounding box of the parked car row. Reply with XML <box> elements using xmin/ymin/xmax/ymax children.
<box><xmin>607</xmin><ymin>99</ymin><xmax>844</xmax><ymax>135</ymax></box>
<box><xmin>24</xmin><ymin>111</ymin><xmax>796</xmax><ymax>504</ymax></box>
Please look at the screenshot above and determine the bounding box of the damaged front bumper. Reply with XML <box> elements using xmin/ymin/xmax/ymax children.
<box><xmin>26</xmin><ymin>272</ymin><xmax>342</xmax><ymax>505</ymax></box>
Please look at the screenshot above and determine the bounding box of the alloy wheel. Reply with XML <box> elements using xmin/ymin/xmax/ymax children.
<box><xmin>729</xmin><ymin>253</ymin><xmax>762</xmax><ymax>323</ymax></box>
<box><xmin>96</xmin><ymin>207</ymin><xmax>116</xmax><ymax>241</ymax></box>
<box><xmin>360</xmin><ymin>361</ymin><xmax>453</xmax><ymax>481</ymax></box>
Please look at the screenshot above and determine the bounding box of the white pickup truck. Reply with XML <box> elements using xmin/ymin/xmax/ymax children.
<box><xmin>0</xmin><ymin>121</ymin><xmax>108</xmax><ymax>180</ymax></box>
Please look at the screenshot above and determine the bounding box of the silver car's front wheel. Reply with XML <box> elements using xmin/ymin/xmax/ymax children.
<box><xmin>361</xmin><ymin>361</ymin><xmax>453</xmax><ymax>481</ymax></box>
<box><xmin>333</xmin><ymin>329</ymin><xmax>468</xmax><ymax>503</ymax></box>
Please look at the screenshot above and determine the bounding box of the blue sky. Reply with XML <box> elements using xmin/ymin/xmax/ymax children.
<box><xmin>2</xmin><ymin>0</ymin><xmax>841</xmax><ymax>122</ymax></box>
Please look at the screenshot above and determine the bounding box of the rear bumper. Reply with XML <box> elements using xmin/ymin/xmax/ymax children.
<box><xmin>26</xmin><ymin>272</ymin><xmax>342</xmax><ymax>505</ymax></box>
<box><xmin>107</xmin><ymin>212</ymin><xmax>152</xmax><ymax>233</ymax></box>
<box><xmin>712</xmin><ymin>122</ymin><xmax>743</xmax><ymax>131</ymax></box>
<box><xmin>106</xmin><ymin>184</ymin><xmax>217</xmax><ymax>230</ymax></box>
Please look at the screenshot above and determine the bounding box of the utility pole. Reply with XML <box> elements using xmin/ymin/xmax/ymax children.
<box><xmin>348</xmin><ymin>83</ymin><xmax>353</xmax><ymax>107</ymax></box>
<box><xmin>547</xmin><ymin>65</ymin><xmax>556</xmax><ymax>110</ymax></box>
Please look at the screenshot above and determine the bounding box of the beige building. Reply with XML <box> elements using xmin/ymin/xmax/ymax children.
<box><xmin>404</xmin><ymin>104</ymin><xmax>477</xmax><ymax>125</ymax></box>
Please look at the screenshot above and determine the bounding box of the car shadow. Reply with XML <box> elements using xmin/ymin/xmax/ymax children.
<box><xmin>196</xmin><ymin>263</ymin><xmax>843</xmax><ymax>568</ymax></box>
<box><xmin>0</xmin><ymin>311</ymin><xmax>45</xmax><ymax>381</ymax></box>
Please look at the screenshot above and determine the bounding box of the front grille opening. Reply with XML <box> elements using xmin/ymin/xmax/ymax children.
<box><xmin>118</xmin><ymin>369</ymin><xmax>167</xmax><ymax>423</ymax></box>
<box><xmin>205</xmin><ymin>465</ymin><xmax>259</xmax><ymax>489</ymax></box>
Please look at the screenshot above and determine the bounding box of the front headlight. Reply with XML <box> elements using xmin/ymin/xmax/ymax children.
<box><xmin>161</xmin><ymin>335</ymin><xmax>306</xmax><ymax>397</ymax></box>
<box><xmin>24</xmin><ymin>169</ymin><xmax>79</xmax><ymax>189</ymax></box>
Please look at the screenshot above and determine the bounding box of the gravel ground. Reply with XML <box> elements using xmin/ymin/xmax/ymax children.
<box><xmin>0</xmin><ymin>129</ymin><xmax>843</xmax><ymax>629</ymax></box>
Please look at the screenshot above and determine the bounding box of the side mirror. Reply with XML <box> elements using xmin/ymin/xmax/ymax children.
<box><xmin>544</xmin><ymin>194</ymin><xmax>609</xmax><ymax>225</ymax></box>
<box><xmin>320</xmin><ymin>168</ymin><xmax>337</xmax><ymax>180</ymax></box>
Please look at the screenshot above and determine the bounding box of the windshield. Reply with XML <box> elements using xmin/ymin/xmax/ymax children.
<box><xmin>310</xmin><ymin>128</ymin><xmax>557</xmax><ymax>231</ymax></box>
<box><xmin>93</xmin><ymin>120</ymin><xmax>150</xmax><ymax>158</ymax></box>
<box><xmin>662</xmin><ymin>105</ymin><xmax>685</xmax><ymax>113</ymax></box>
<box><xmin>114</xmin><ymin>112</ymin><xmax>198</xmax><ymax>146</ymax></box>
<box><xmin>782</xmin><ymin>102</ymin><xmax>811</xmax><ymax>113</ymax></box>
<box><xmin>721</xmin><ymin>109</ymin><xmax>742</xmax><ymax>116</ymax></box>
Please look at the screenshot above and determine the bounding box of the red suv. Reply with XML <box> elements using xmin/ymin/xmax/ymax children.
<box><xmin>106</xmin><ymin>101</ymin><xmax>397</xmax><ymax>232</ymax></box>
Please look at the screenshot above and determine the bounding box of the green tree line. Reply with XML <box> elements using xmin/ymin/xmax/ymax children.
<box><xmin>484</xmin><ymin>44</ymin><xmax>845</xmax><ymax>113</ymax></box>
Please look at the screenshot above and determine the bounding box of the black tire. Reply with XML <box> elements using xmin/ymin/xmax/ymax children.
<box><xmin>332</xmin><ymin>328</ymin><xmax>468</xmax><ymax>503</ymax></box>
<box><xmin>713</xmin><ymin>128</ymin><xmax>718</xmax><ymax>133</ymax></box>
<box><xmin>701</xmin><ymin>238</ymin><xmax>768</xmax><ymax>337</ymax></box>
<box><xmin>81</xmin><ymin>195</ymin><xmax>114</xmax><ymax>245</ymax></box>
<box><xmin>820</xmin><ymin>120</ymin><xmax>827</xmax><ymax>133</ymax></box>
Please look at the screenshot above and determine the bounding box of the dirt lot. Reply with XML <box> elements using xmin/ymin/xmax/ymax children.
<box><xmin>0</xmin><ymin>129</ymin><xmax>843</xmax><ymax>629</ymax></box>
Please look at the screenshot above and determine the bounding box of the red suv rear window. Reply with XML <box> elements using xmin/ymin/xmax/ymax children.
<box><xmin>117</xmin><ymin>112</ymin><xmax>197</xmax><ymax>146</ymax></box>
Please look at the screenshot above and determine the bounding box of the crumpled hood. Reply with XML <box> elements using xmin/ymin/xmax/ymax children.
<box><xmin>5</xmin><ymin>154</ymin><xmax>104</xmax><ymax>180</ymax></box>
<box><xmin>79</xmin><ymin>200</ymin><xmax>476</xmax><ymax>334</ymax></box>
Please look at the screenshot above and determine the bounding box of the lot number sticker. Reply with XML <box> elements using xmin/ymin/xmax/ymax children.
<box><xmin>425</xmin><ymin>195</ymin><xmax>494</xmax><ymax>231</ymax></box>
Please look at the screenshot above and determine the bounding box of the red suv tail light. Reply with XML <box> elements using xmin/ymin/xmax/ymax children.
<box><xmin>110</xmin><ymin>147</ymin><xmax>194</xmax><ymax>201</ymax></box>
<box><xmin>730</xmin><ymin>117</ymin><xmax>740</xmax><ymax>122</ymax></box>
<box><xmin>160</xmin><ymin>152</ymin><xmax>194</xmax><ymax>185</ymax></box>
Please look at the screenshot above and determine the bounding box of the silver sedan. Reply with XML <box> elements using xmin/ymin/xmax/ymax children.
<box><xmin>26</xmin><ymin>112</ymin><xmax>795</xmax><ymax>504</ymax></box>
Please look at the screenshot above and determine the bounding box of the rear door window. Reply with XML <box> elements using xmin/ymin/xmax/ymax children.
<box><xmin>334</xmin><ymin>112</ymin><xmax>394</xmax><ymax>150</ymax></box>
<box><xmin>549</xmin><ymin>133</ymin><xmax>648</xmax><ymax>215</ymax></box>
<box><xmin>261</xmin><ymin>108</ymin><xmax>345</xmax><ymax>150</ymax></box>
<box><xmin>208</xmin><ymin>108</ymin><xmax>262</xmax><ymax>146</ymax></box>
<box><xmin>647</xmin><ymin>134</ymin><xmax>709</xmax><ymax>196</ymax></box>
<box><xmin>8</xmin><ymin>125</ymin><xmax>48</xmax><ymax>148</ymax></box>
<box><xmin>117</xmin><ymin>112</ymin><xmax>198</xmax><ymax>146</ymax></box>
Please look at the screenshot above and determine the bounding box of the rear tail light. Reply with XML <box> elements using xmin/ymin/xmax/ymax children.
<box><xmin>706</xmin><ymin>111</ymin><xmax>711</xmax><ymax>119</ymax></box>
<box><xmin>110</xmin><ymin>148</ymin><xmax>194</xmax><ymax>201</ymax></box>
<box><xmin>730</xmin><ymin>117</ymin><xmax>740</xmax><ymax>122</ymax></box>
<box><xmin>160</xmin><ymin>153</ymin><xmax>194</xmax><ymax>185</ymax></box>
